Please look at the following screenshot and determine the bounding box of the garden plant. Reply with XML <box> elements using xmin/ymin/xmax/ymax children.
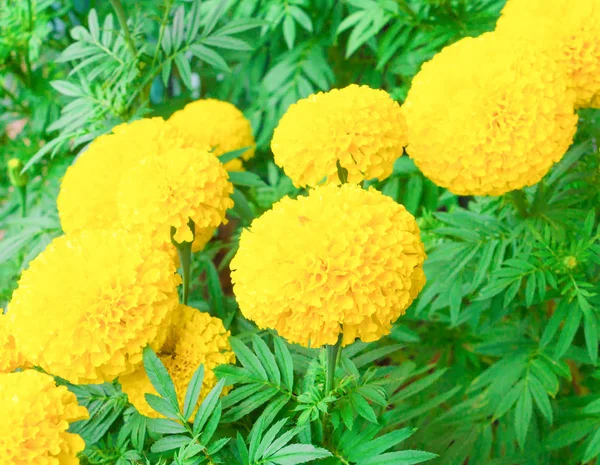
<box><xmin>1</xmin><ymin>0</ymin><xmax>600</xmax><ymax>464</ymax></box>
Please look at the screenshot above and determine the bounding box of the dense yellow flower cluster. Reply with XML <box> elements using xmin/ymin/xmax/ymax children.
<box><xmin>231</xmin><ymin>184</ymin><xmax>426</xmax><ymax>347</ymax></box>
<box><xmin>117</xmin><ymin>147</ymin><xmax>233</xmax><ymax>245</ymax></box>
<box><xmin>169</xmin><ymin>99</ymin><xmax>256</xmax><ymax>171</ymax></box>
<box><xmin>119</xmin><ymin>305</ymin><xmax>234</xmax><ymax>418</ymax></box>
<box><xmin>57</xmin><ymin>118</ymin><xmax>194</xmax><ymax>235</ymax></box>
<box><xmin>0</xmin><ymin>370</ymin><xmax>88</xmax><ymax>464</ymax></box>
<box><xmin>0</xmin><ymin>313</ymin><xmax>28</xmax><ymax>374</ymax></box>
<box><xmin>403</xmin><ymin>33</ymin><xmax>578</xmax><ymax>196</ymax></box>
<box><xmin>271</xmin><ymin>84</ymin><xmax>407</xmax><ymax>188</ymax></box>
<box><xmin>496</xmin><ymin>0</ymin><xmax>600</xmax><ymax>108</ymax></box>
<box><xmin>9</xmin><ymin>230</ymin><xmax>180</xmax><ymax>384</ymax></box>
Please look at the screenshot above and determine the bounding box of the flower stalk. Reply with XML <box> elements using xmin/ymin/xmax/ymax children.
<box><xmin>509</xmin><ymin>190</ymin><xmax>529</xmax><ymax>218</ymax></box>
<box><xmin>325</xmin><ymin>333</ymin><xmax>343</xmax><ymax>394</ymax></box>
<box><xmin>172</xmin><ymin>219</ymin><xmax>195</xmax><ymax>305</ymax></box>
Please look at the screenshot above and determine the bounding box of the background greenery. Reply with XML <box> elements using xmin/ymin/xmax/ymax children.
<box><xmin>1</xmin><ymin>1</ymin><xmax>600</xmax><ymax>464</ymax></box>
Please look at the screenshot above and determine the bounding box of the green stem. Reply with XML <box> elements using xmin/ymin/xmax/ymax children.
<box><xmin>171</xmin><ymin>220</ymin><xmax>195</xmax><ymax>305</ymax></box>
<box><xmin>18</xmin><ymin>185</ymin><xmax>27</xmax><ymax>217</ymax></box>
<box><xmin>325</xmin><ymin>334</ymin><xmax>343</xmax><ymax>394</ymax></box>
<box><xmin>509</xmin><ymin>190</ymin><xmax>529</xmax><ymax>218</ymax></box>
<box><xmin>109</xmin><ymin>0</ymin><xmax>138</xmax><ymax>58</ymax></box>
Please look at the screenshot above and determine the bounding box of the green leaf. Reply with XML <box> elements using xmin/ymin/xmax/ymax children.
<box><xmin>583</xmin><ymin>428</ymin><xmax>600</xmax><ymax>463</ymax></box>
<box><xmin>267</xmin><ymin>444</ymin><xmax>331</xmax><ymax>465</ymax></box>
<box><xmin>172</xmin><ymin>6</ymin><xmax>185</xmax><ymax>50</ymax></box>
<box><xmin>553</xmin><ymin>307</ymin><xmax>582</xmax><ymax>359</ymax></box>
<box><xmin>174</xmin><ymin>53</ymin><xmax>193</xmax><ymax>89</ymax></box>
<box><xmin>143</xmin><ymin>346</ymin><xmax>179</xmax><ymax>409</ymax></box>
<box><xmin>182</xmin><ymin>365</ymin><xmax>204</xmax><ymax>421</ymax></box>
<box><xmin>515</xmin><ymin>384</ymin><xmax>532</xmax><ymax>450</ymax></box>
<box><xmin>230</xmin><ymin>337</ymin><xmax>269</xmax><ymax>380</ymax></box>
<box><xmin>223</xmin><ymin>387</ymin><xmax>279</xmax><ymax>422</ymax></box>
<box><xmin>283</xmin><ymin>14</ymin><xmax>296</xmax><ymax>49</ymax></box>
<box><xmin>203</xmin><ymin>35</ymin><xmax>253</xmax><ymax>51</ymax></box>
<box><xmin>150</xmin><ymin>434</ymin><xmax>190</xmax><ymax>453</ymax></box>
<box><xmin>51</xmin><ymin>80</ymin><xmax>82</xmax><ymax>97</ymax></box>
<box><xmin>493</xmin><ymin>381</ymin><xmax>522</xmax><ymax>420</ymax></box>
<box><xmin>186</xmin><ymin>0</ymin><xmax>203</xmax><ymax>43</ymax></box>
<box><xmin>289</xmin><ymin>6</ymin><xmax>313</xmax><ymax>32</ymax></box>
<box><xmin>200</xmin><ymin>257</ymin><xmax>225</xmax><ymax>319</ymax></box>
<box><xmin>252</xmin><ymin>335</ymin><xmax>281</xmax><ymax>385</ymax></box>
<box><xmin>546</xmin><ymin>419</ymin><xmax>599</xmax><ymax>449</ymax></box>
<box><xmin>145</xmin><ymin>394</ymin><xmax>180</xmax><ymax>419</ymax></box>
<box><xmin>361</xmin><ymin>450</ymin><xmax>437</xmax><ymax>465</ymax></box>
<box><xmin>230</xmin><ymin>188</ymin><xmax>255</xmax><ymax>223</ymax></box>
<box><xmin>193</xmin><ymin>378</ymin><xmax>225</xmax><ymax>434</ymax></box>
<box><xmin>203</xmin><ymin>0</ymin><xmax>229</xmax><ymax>36</ymax></box>
<box><xmin>147</xmin><ymin>418</ymin><xmax>188</xmax><ymax>435</ymax></box>
<box><xmin>218</xmin><ymin>146</ymin><xmax>252</xmax><ymax>164</ymax></box>
<box><xmin>189</xmin><ymin>43</ymin><xmax>230</xmax><ymax>71</ymax></box>
<box><xmin>228</xmin><ymin>171</ymin><xmax>267</xmax><ymax>187</ymax></box>
<box><xmin>350</xmin><ymin>428</ymin><xmax>417</xmax><ymax>462</ymax></box>
<box><xmin>528</xmin><ymin>376</ymin><xmax>553</xmax><ymax>424</ymax></box>
<box><xmin>274</xmin><ymin>337</ymin><xmax>294</xmax><ymax>390</ymax></box>
<box><xmin>580</xmin><ymin>296</ymin><xmax>598</xmax><ymax>364</ymax></box>
<box><xmin>350</xmin><ymin>393</ymin><xmax>378</xmax><ymax>424</ymax></box>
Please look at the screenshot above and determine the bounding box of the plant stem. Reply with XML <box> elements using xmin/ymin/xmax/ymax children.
<box><xmin>171</xmin><ymin>220</ymin><xmax>195</xmax><ymax>305</ymax></box>
<box><xmin>325</xmin><ymin>334</ymin><xmax>343</xmax><ymax>394</ymax></box>
<box><xmin>509</xmin><ymin>190</ymin><xmax>529</xmax><ymax>218</ymax></box>
<box><xmin>18</xmin><ymin>185</ymin><xmax>27</xmax><ymax>217</ymax></box>
<box><xmin>109</xmin><ymin>0</ymin><xmax>138</xmax><ymax>58</ymax></box>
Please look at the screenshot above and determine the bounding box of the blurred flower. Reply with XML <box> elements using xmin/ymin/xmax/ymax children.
<box><xmin>117</xmin><ymin>147</ymin><xmax>233</xmax><ymax>245</ymax></box>
<box><xmin>0</xmin><ymin>370</ymin><xmax>88</xmax><ymax>464</ymax></box>
<box><xmin>271</xmin><ymin>84</ymin><xmax>407</xmax><ymax>188</ymax></box>
<box><xmin>119</xmin><ymin>305</ymin><xmax>234</xmax><ymax>418</ymax></box>
<box><xmin>231</xmin><ymin>184</ymin><xmax>426</xmax><ymax>347</ymax></box>
<box><xmin>0</xmin><ymin>313</ymin><xmax>29</xmax><ymax>374</ymax></box>
<box><xmin>9</xmin><ymin>230</ymin><xmax>180</xmax><ymax>384</ymax></box>
<box><xmin>57</xmin><ymin>118</ymin><xmax>195</xmax><ymax>234</ymax></box>
<box><xmin>497</xmin><ymin>0</ymin><xmax>600</xmax><ymax>108</ymax></box>
<box><xmin>403</xmin><ymin>33</ymin><xmax>578</xmax><ymax>196</ymax></box>
<box><xmin>168</xmin><ymin>99</ymin><xmax>256</xmax><ymax>172</ymax></box>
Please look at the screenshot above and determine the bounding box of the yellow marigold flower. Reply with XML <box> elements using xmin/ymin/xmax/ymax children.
<box><xmin>0</xmin><ymin>370</ymin><xmax>88</xmax><ymax>465</ymax></box>
<box><xmin>403</xmin><ymin>33</ymin><xmax>578</xmax><ymax>196</ymax></box>
<box><xmin>496</xmin><ymin>0</ymin><xmax>600</xmax><ymax>108</ymax></box>
<box><xmin>192</xmin><ymin>226</ymin><xmax>216</xmax><ymax>253</ymax></box>
<box><xmin>0</xmin><ymin>313</ymin><xmax>29</xmax><ymax>374</ymax></box>
<box><xmin>117</xmin><ymin>148</ymin><xmax>233</xmax><ymax>245</ymax></box>
<box><xmin>9</xmin><ymin>230</ymin><xmax>180</xmax><ymax>384</ymax></box>
<box><xmin>231</xmin><ymin>184</ymin><xmax>426</xmax><ymax>348</ymax></box>
<box><xmin>271</xmin><ymin>84</ymin><xmax>407</xmax><ymax>188</ymax></box>
<box><xmin>168</xmin><ymin>99</ymin><xmax>256</xmax><ymax>172</ymax></box>
<box><xmin>119</xmin><ymin>305</ymin><xmax>234</xmax><ymax>418</ymax></box>
<box><xmin>57</xmin><ymin>118</ymin><xmax>195</xmax><ymax>234</ymax></box>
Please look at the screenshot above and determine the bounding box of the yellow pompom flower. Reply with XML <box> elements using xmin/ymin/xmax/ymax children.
<box><xmin>117</xmin><ymin>147</ymin><xmax>233</xmax><ymax>245</ymax></box>
<box><xmin>271</xmin><ymin>84</ymin><xmax>407</xmax><ymax>188</ymax></box>
<box><xmin>231</xmin><ymin>184</ymin><xmax>426</xmax><ymax>348</ymax></box>
<box><xmin>168</xmin><ymin>99</ymin><xmax>256</xmax><ymax>172</ymax></box>
<box><xmin>57</xmin><ymin>117</ymin><xmax>195</xmax><ymax>234</ymax></box>
<box><xmin>0</xmin><ymin>370</ymin><xmax>88</xmax><ymax>464</ymax></box>
<box><xmin>403</xmin><ymin>33</ymin><xmax>578</xmax><ymax>196</ymax></box>
<box><xmin>9</xmin><ymin>230</ymin><xmax>180</xmax><ymax>384</ymax></box>
<box><xmin>0</xmin><ymin>313</ymin><xmax>29</xmax><ymax>374</ymax></box>
<box><xmin>119</xmin><ymin>305</ymin><xmax>234</xmax><ymax>418</ymax></box>
<box><xmin>496</xmin><ymin>0</ymin><xmax>600</xmax><ymax>108</ymax></box>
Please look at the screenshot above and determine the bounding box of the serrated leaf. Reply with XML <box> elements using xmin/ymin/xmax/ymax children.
<box><xmin>193</xmin><ymin>378</ymin><xmax>225</xmax><ymax>434</ymax></box>
<box><xmin>183</xmin><ymin>365</ymin><xmax>204</xmax><ymax>420</ymax></box>
<box><xmin>274</xmin><ymin>337</ymin><xmax>294</xmax><ymax>390</ymax></box>
<box><xmin>228</xmin><ymin>171</ymin><xmax>267</xmax><ymax>187</ymax></box>
<box><xmin>147</xmin><ymin>418</ymin><xmax>188</xmax><ymax>435</ymax></box>
<box><xmin>515</xmin><ymin>384</ymin><xmax>532</xmax><ymax>450</ymax></box>
<box><xmin>361</xmin><ymin>450</ymin><xmax>437</xmax><ymax>465</ymax></box>
<box><xmin>145</xmin><ymin>394</ymin><xmax>180</xmax><ymax>419</ymax></box>
<box><xmin>553</xmin><ymin>308</ymin><xmax>582</xmax><ymax>359</ymax></box>
<box><xmin>189</xmin><ymin>43</ymin><xmax>229</xmax><ymax>70</ymax></box>
<box><xmin>229</xmin><ymin>337</ymin><xmax>269</xmax><ymax>380</ymax></box>
<box><xmin>172</xmin><ymin>6</ymin><xmax>185</xmax><ymax>50</ymax></box>
<box><xmin>203</xmin><ymin>0</ymin><xmax>229</xmax><ymax>36</ymax></box>
<box><xmin>283</xmin><ymin>14</ymin><xmax>296</xmax><ymax>49</ymax></box>
<box><xmin>203</xmin><ymin>35</ymin><xmax>253</xmax><ymax>51</ymax></box>
<box><xmin>252</xmin><ymin>335</ymin><xmax>281</xmax><ymax>385</ymax></box>
<box><xmin>150</xmin><ymin>435</ymin><xmax>191</xmax><ymax>453</ymax></box>
<box><xmin>174</xmin><ymin>53</ymin><xmax>193</xmax><ymax>89</ymax></box>
<box><xmin>288</xmin><ymin>6</ymin><xmax>313</xmax><ymax>32</ymax></box>
<box><xmin>267</xmin><ymin>444</ymin><xmax>331</xmax><ymax>465</ymax></box>
<box><xmin>218</xmin><ymin>146</ymin><xmax>252</xmax><ymax>164</ymax></box>
<box><xmin>583</xmin><ymin>429</ymin><xmax>600</xmax><ymax>463</ymax></box>
<box><xmin>51</xmin><ymin>80</ymin><xmax>82</xmax><ymax>97</ymax></box>
<box><xmin>143</xmin><ymin>346</ymin><xmax>179</xmax><ymax>409</ymax></box>
<box><xmin>528</xmin><ymin>376</ymin><xmax>553</xmax><ymax>424</ymax></box>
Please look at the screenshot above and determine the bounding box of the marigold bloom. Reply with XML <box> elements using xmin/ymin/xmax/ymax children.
<box><xmin>0</xmin><ymin>370</ymin><xmax>88</xmax><ymax>464</ymax></box>
<box><xmin>271</xmin><ymin>84</ymin><xmax>407</xmax><ymax>188</ymax></box>
<box><xmin>231</xmin><ymin>184</ymin><xmax>426</xmax><ymax>347</ymax></box>
<box><xmin>9</xmin><ymin>230</ymin><xmax>180</xmax><ymax>384</ymax></box>
<box><xmin>403</xmin><ymin>33</ymin><xmax>577</xmax><ymax>196</ymax></box>
<box><xmin>118</xmin><ymin>148</ymin><xmax>233</xmax><ymax>245</ymax></box>
<box><xmin>119</xmin><ymin>305</ymin><xmax>234</xmax><ymax>418</ymax></box>
<box><xmin>169</xmin><ymin>99</ymin><xmax>255</xmax><ymax>171</ymax></box>
<box><xmin>0</xmin><ymin>313</ymin><xmax>29</xmax><ymax>374</ymax></box>
<box><xmin>57</xmin><ymin>118</ymin><xmax>195</xmax><ymax>234</ymax></box>
<box><xmin>496</xmin><ymin>0</ymin><xmax>600</xmax><ymax>108</ymax></box>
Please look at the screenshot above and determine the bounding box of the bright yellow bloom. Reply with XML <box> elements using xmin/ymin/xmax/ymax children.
<box><xmin>0</xmin><ymin>370</ymin><xmax>88</xmax><ymax>465</ymax></box>
<box><xmin>231</xmin><ymin>184</ymin><xmax>426</xmax><ymax>347</ymax></box>
<box><xmin>192</xmin><ymin>226</ymin><xmax>215</xmax><ymax>253</ymax></box>
<box><xmin>168</xmin><ymin>99</ymin><xmax>256</xmax><ymax>171</ymax></box>
<box><xmin>119</xmin><ymin>305</ymin><xmax>234</xmax><ymax>418</ymax></box>
<box><xmin>496</xmin><ymin>0</ymin><xmax>600</xmax><ymax>108</ymax></box>
<box><xmin>9</xmin><ymin>230</ymin><xmax>180</xmax><ymax>384</ymax></box>
<box><xmin>403</xmin><ymin>33</ymin><xmax>578</xmax><ymax>196</ymax></box>
<box><xmin>57</xmin><ymin>118</ymin><xmax>195</xmax><ymax>234</ymax></box>
<box><xmin>0</xmin><ymin>313</ymin><xmax>29</xmax><ymax>374</ymax></box>
<box><xmin>117</xmin><ymin>147</ymin><xmax>233</xmax><ymax>245</ymax></box>
<box><xmin>271</xmin><ymin>84</ymin><xmax>407</xmax><ymax>188</ymax></box>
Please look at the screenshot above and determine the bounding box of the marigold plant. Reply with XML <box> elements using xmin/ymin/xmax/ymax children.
<box><xmin>0</xmin><ymin>313</ymin><xmax>28</xmax><ymax>374</ymax></box>
<box><xmin>271</xmin><ymin>84</ymin><xmax>407</xmax><ymax>188</ymax></box>
<box><xmin>0</xmin><ymin>370</ymin><xmax>88</xmax><ymax>465</ymax></box>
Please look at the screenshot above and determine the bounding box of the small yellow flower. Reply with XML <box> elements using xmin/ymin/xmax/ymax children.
<box><xmin>9</xmin><ymin>230</ymin><xmax>180</xmax><ymax>384</ymax></box>
<box><xmin>57</xmin><ymin>118</ymin><xmax>196</xmax><ymax>235</ymax></box>
<box><xmin>496</xmin><ymin>0</ymin><xmax>600</xmax><ymax>108</ymax></box>
<box><xmin>231</xmin><ymin>184</ymin><xmax>426</xmax><ymax>348</ymax></box>
<box><xmin>119</xmin><ymin>305</ymin><xmax>234</xmax><ymax>419</ymax></box>
<box><xmin>0</xmin><ymin>370</ymin><xmax>88</xmax><ymax>465</ymax></box>
<box><xmin>0</xmin><ymin>313</ymin><xmax>29</xmax><ymax>374</ymax></box>
<box><xmin>403</xmin><ymin>33</ymin><xmax>578</xmax><ymax>196</ymax></box>
<box><xmin>168</xmin><ymin>99</ymin><xmax>256</xmax><ymax>171</ymax></box>
<box><xmin>271</xmin><ymin>84</ymin><xmax>407</xmax><ymax>188</ymax></box>
<box><xmin>117</xmin><ymin>147</ymin><xmax>233</xmax><ymax>245</ymax></box>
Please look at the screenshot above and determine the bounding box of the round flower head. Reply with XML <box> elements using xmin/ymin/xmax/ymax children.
<box><xmin>118</xmin><ymin>147</ymin><xmax>233</xmax><ymax>245</ymax></box>
<box><xmin>231</xmin><ymin>184</ymin><xmax>426</xmax><ymax>347</ymax></box>
<box><xmin>0</xmin><ymin>313</ymin><xmax>29</xmax><ymax>373</ymax></box>
<box><xmin>9</xmin><ymin>230</ymin><xmax>180</xmax><ymax>384</ymax></box>
<box><xmin>168</xmin><ymin>99</ymin><xmax>256</xmax><ymax>172</ymax></box>
<box><xmin>496</xmin><ymin>0</ymin><xmax>600</xmax><ymax>108</ymax></box>
<box><xmin>271</xmin><ymin>84</ymin><xmax>407</xmax><ymax>188</ymax></box>
<box><xmin>0</xmin><ymin>370</ymin><xmax>88</xmax><ymax>464</ymax></box>
<box><xmin>403</xmin><ymin>33</ymin><xmax>577</xmax><ymax>196</ymax></box>
<box><xmin>119</xmin><ymin>305</ymin><xmax>234</xmax><ymax>418</ymax></box>
<box><xmin>58</xmin><ymin>117</ymin><xmax>195</xmax><ymax>234</ymax></box>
